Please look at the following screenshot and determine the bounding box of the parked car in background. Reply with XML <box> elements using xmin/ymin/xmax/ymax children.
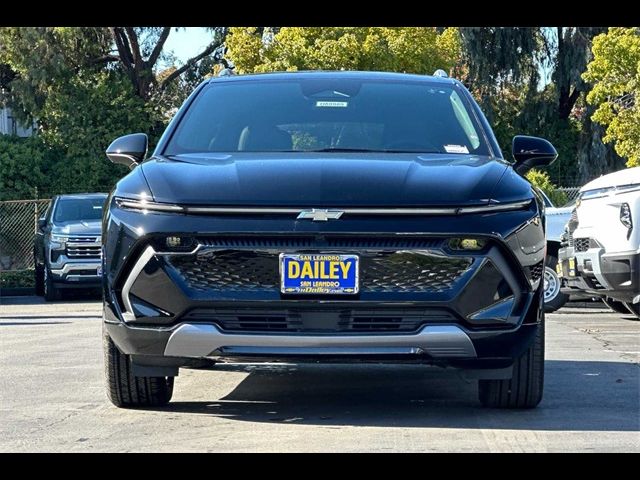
<box><xmin>558</xmin><ymin>167</ymin><xmax>640</xmax><ymax>318</ymax></box>
<box><xmin>34</xmin><ymin>193</ymin><xmax>107</xmax><ymax>301</ymax></box>
<box><xmin>102</xmin><ymin>71</ymin><xmax>557</xmax><ymax>409</ymax></box>
<box><xmin>538</xmin><ymin>191</ymin><xmax>573</xmax><ymax>312</ymax></box>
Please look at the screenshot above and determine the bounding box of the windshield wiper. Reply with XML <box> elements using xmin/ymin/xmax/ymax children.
<box><xmin>302</xmin><ymin>147</ymin><xmax>442</xmax><ymax>154</ymax></box>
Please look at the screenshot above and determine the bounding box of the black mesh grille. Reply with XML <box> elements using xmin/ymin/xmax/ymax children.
<box><xmin>197</xmin><ymin>236</ymin><xmax>442</xmax><ymax>250</ymax></box>
<box><xmin>170</xmin><ymin>252</ymin><xmax>279</xmax><ymax>291</ymax></box>
<box><xmin>529</xmin><ymin>261</ymin><xmax>544</xmax><ymax>282</ymax></box>
<box><xmin>574</xmin><ymin>238</ymin><xmax>590</xmax><ymax>252</ymax></box>
<box><xmin>182</xmin><ymin>308</ymin><xmax>457</xmax><ymax>333</ymax></box>
<box><xmin>169</xmin><ymin>251</ymin><xmax>473</xmax><ymax>293</ymax></box>
<box><xmin>361</xmin><ymin>253</ymin><xmax>472</xmax><ymax>292</ymax></box>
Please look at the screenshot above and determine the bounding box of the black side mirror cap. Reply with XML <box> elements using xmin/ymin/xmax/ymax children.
<box><xmin>106</xmin><ymin>133</ymin><xmax>148</xmax><ymax>169</ymax></box>
<box><xmin>512</xmin><ymin>135</ymin><xmax>558</xmax><ymax>175</ymax></box>
<box><xmin>37</xmin><ymin>218</ymin><xmax>47</xmax><ymax>231</ymax></box>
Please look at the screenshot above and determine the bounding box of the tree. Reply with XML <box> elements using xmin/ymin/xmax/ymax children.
<box><xmin>459</xmin><ymin>27</ymin><xmax>622</xmax><ymax>184</ymax></box>
<box><xmin>0</xmin><ymin>27</ymin><xmax>227</xmax><ymax>197</ymax></box>
<box><xmin>583</xmin><ymin>28</ymin><xmax>640</xmax><ymax>168</ymax></box>
<box><xmin>108</xmin><ymin>27</ymin><xmax>227</xmax><ymax>101</ymax></box>
<box><xmin>227</xmin><ymin>27</ymin><xmax>461</xmax><ymax>75</ymax></box>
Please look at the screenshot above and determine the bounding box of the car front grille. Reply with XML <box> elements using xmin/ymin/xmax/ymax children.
<box><xmin>181</xmin><ymin>307</ymin><xmax>458</xmax><ymax>333</ymax></box>
<box><xmin>529</xmin><ymin>260</ymin><xmax>544</xmax><ymax>283</ymax></box>
<box><xmin>574</xmin><ymin>238</ymin><xmax>590</xmax><ymax>252</ymax></box>
<box><xmin>67</xmin><ymin>245</ymin><xmax>101</xmax><ymax>258</ymax></box>
<box><xmin>168</xmin><ymin>250</ymin><xmax>473</xmax><ymax>294</ymax></box>
<box><xmin>198</xmin><ymin>236</ymin><xmax>443</xmax><ymax>250</ymax></box>
<box><xmin>65</xmin><ymin>236</ymin><xmax>101</xmax><ymax>258</ymax></box>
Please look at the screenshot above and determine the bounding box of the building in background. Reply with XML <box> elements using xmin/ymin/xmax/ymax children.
<box><xmin>0</xmin><ymin>106</ymin><xmax>35</xmax><ymax>137</ymax></box>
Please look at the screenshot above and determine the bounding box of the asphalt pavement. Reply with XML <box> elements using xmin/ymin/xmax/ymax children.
<box><xmin>1</xmin><ymin>296</ymin><xmax>638</xmax><ymax>452</ymax></box>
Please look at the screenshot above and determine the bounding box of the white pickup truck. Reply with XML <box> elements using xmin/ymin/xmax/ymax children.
<box><xmin>558</xmin><ymin>167</ymin><xmax>640</xmax><ymax>318</ymax></box>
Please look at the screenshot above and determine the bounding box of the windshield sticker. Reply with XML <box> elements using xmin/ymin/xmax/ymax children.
<box><xmin>444</xmin><ymin>144</ymin><xmax>469</xmax><ymax>154</ymax></box>
<box><xmin>315</xmin><ymin>101</ymin><xmax>348</xmax><ymax>108</ymax></box>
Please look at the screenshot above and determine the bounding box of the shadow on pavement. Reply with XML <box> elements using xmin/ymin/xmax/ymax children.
<box><xmin>166</xmin><ymin>360</ymin><xmax>639</xmax><ymax>431</ymax></box>
<box><xmin>0</xmin><ymin>292</ymin><xmax>101</xmax><ymax>305</ymax></box>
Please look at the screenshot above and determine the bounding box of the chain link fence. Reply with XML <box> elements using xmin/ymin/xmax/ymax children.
<box><xmin>557</xmin><ymin>187</ymin><xmax>581</xmax><ymax>204</ymax></box>
<box><xmin>0</xmin><ymin>199</ymin><xmax>51</xmax><ymax>271</ymax></box>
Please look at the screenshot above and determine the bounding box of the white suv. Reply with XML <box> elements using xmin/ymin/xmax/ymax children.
<box><xmin>558</xmin><ymin>167</ymin><xmax>640</xmax><ymax>318</ymax></box>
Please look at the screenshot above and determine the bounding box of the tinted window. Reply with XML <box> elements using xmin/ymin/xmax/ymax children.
<box><xmin>53</xmin><ymin>197</ymin><xmax>106</xmax><ymax>222</ymax></box>
<box><xmin>165</xmin><ymin>79</ymin><xmax>489</xmax><ymax>156</ymax></box>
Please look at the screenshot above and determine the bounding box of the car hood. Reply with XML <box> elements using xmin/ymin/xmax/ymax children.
<box><xmin>139</xmin><ymin>153</ymin><xmax>521</xmax><ymax>207</ymax></box>
<box><xmin>52</xmin><ymin>220</ymin><xmax>102</xmax><ymax>236</ymax></box>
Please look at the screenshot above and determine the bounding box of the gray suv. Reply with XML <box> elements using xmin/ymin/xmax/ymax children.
<box><xmin>34</xmin><ymin>193</ymin><xmax>107</xmax><ymax>300</ymax></box>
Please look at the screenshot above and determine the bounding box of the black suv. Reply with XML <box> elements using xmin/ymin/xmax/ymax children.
<box><xmin>34</xmin><ymin>193</ymin><xmax>107</xmax><ymax>300</ymax></box>
<box><xmin>102</xmin><ymin>71</ymin><xmax>556</xmax><ymax>409</ymax></box>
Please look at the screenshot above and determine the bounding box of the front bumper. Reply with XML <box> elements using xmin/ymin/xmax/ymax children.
<box><xmin>559</xmin><ymin>246</ymin><xmax>640</xmax><ymax>303</ymax></box>
<box><xmin>103</xmin><ymin>199</ymin><xmax>545</xmax><ymax>367</ymax></box>
<box><xmin>50</xmin><ymin>260</ymin><xmax>101</xmax><ymax>287</ymax></box>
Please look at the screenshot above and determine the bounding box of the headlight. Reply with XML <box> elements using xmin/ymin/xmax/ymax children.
<box><xmin>620</xmin><ymin>203</ymin><xmax>633</xmax><ymax>238</ymax></box>
<box><xmin>50</xmin><ymin>234</ymin><xmax>69</xmax><ymax>249</ymax></box>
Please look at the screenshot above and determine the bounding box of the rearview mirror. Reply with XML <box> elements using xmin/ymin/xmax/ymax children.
<box><xmin>37</xmin><ymin>218</ymin><xmax>47</xmax><ymax>231</ymax></box>
<box><xmin>512</xmin><ymin>135</ymin><xmax>558</xmax><ymax>175</ymax></box>
<box><xmin>106</xmin><ymin>133</ymin><xmax>148</xmax><ymax>169</ymax></box>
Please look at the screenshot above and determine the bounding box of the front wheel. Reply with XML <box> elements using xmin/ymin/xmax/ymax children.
<box><xmin>479</xmin><ymin>315</ymin><xmax>545</xmax><ymax>409</ymax></box>
<box><xmin>104</xmin><ymin>331</ymin><xmax>174</xmax><ymax>408</ymax></box>
<box><xmin>43</xmin><ymin>267</ymin><xmax>61</xmax><ymax>301</ymax></box>
<box><xmin>34</xmin><ymin>261</ymin><xmax>44</xmax><ymax>296</ymax></box>
<box><xmin>543</xmin><ymin>256</ymin><xmax>568</xmax><ymax>313</ymax></box>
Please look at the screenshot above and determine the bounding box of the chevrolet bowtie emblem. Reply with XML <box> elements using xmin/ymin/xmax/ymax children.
<box><xmin>297</xmin><ymin>209</ymin><xmax>345</xmax><ymax>222</ymax></box>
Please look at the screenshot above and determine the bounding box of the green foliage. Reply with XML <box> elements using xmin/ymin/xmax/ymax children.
<box><xmin>583</xmin><ymin>28</ymin><xmax>640</xmax><ymax>168</ymax></box>
<box><xmin>227</xmin><ymin>27</ymin><xmax>461</xmax><ymax>75</ymax></box>
<box><xmin>0</xmin><ymin>135</ymin><xmax>64</xmax><ymax>200</ymax></box>
<box><xmin>526</xmin><ymin>169</ymin><xmax>568</xmax><ymax>206</ymax></box>
<box><xmin>38</xmin><ymin>71</ymin><xmax>156</xmax><ymax>195</ymax></box>
<box><xmin>0</xmin><ymin>27</ymin><xmax>164</xmax><ymax>198</ymax></box>
<box><xmin>0</xmin><ymin>269</ymin><xmax>34</xmax><ymax>288</ymax></box>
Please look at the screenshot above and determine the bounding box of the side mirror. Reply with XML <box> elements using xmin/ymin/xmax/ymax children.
<box><xmin>512</xmin><ymin>135</ymin><xmax>558</xmax><ymax>175</ymax></box>
<box><xmin>106</xmin><ymin>133</ymin><xmax>148</xmax><ymax>169</ymax></box>
<box><xmin>37</xmin><ymin>218</ymin><xmax>47</xmax><ymax>231</ymax></box>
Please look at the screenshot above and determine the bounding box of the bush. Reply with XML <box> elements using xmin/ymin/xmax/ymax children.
<box><xmin>526</xmin><ymin>169</ymin><xmax>568</xmax><ymax>206</ymax></box>
<box><xmin>0</xmin><ymin>134</ymin><xmax>63</xmax><ymax>200</ymax></box>
<box><xmin>0</xmin><ymin>269</ymin><xmax>34</xmax><ymax>288</ymax></box>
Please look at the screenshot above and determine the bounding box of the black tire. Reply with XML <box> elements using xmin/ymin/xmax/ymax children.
<box><xmin>623</xmin><ymin>302</ymin><xmax>640</xmax><ymax>319</ymax></box>
<box><xmin>104</xmin><ymin>331</ymin><xmax>174</xmax><ymax>408</ymax></box>
<box><xmin>34</xmin><ymin>262</ymin><xmax>44</xmax><ymax>296</ymax></box>
<box><xmin>602</xmin><ymin>297</ymin><xmax>631</xmax><ymax>314</ymax></box>
<box><xmin>543</xmin><ymin>255</ymin><xmax>568</xmax><ymax>313</ymax></box>
<box><xmin>43</xmin><ymin>267</ymin><xmax>61</xmax><ymax>301</ymax></box>
<box><xmin>479</xmin><ymin>314</ymin><xmax>545</xmax><ymax>409</ymax></box>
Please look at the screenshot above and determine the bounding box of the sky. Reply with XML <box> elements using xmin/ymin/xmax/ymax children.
<box><xmin>163</xmin><ymin>27</ymin><xmax>214</xmax><ymax>65</ymax></box>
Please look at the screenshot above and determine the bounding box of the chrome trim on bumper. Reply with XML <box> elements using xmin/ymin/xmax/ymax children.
<box><xmin>163</xmin><ymin>324</ymin><xmax>477</xmax><ymax>358</ymax></box>
<box><xmin>50</xmin><ymin>262</ymin><xmax>100</xmax><ymax>275</ymax></box>
<box><xmin>121</xmin><ymin>246</ymin><xmax>156</xmax><ymax>322</ymax></box>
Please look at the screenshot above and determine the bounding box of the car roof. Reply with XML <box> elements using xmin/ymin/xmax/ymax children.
<box><xmin>208</xmin><ymin>70</ymin><xmax>458</xmax><ymax>86</ymax></box>
<box><xmin>580</xmin><ymin>166</ymin><xmax>640</xmax><ymax>192</ymax></box>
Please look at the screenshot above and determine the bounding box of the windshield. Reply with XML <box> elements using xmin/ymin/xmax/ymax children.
<box><xmin>164</xmin><ymin>78</ymin><xmax>490</xmax><ymax>156</ymax></box>
<box><xmin>53</xmin><ymin>197</ymin><xmax>106</xmax><ymax>223</ymax></box>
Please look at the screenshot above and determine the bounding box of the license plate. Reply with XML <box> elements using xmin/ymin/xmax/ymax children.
<box><xmin>280</xmin><ymin>254</ymin><xmax>359</xmax><ymax>294</ymax></box>
<box><xmin>568</xmin><ymin>257</ymin><xmax>576</xmax><ymax>277</ymax></box>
